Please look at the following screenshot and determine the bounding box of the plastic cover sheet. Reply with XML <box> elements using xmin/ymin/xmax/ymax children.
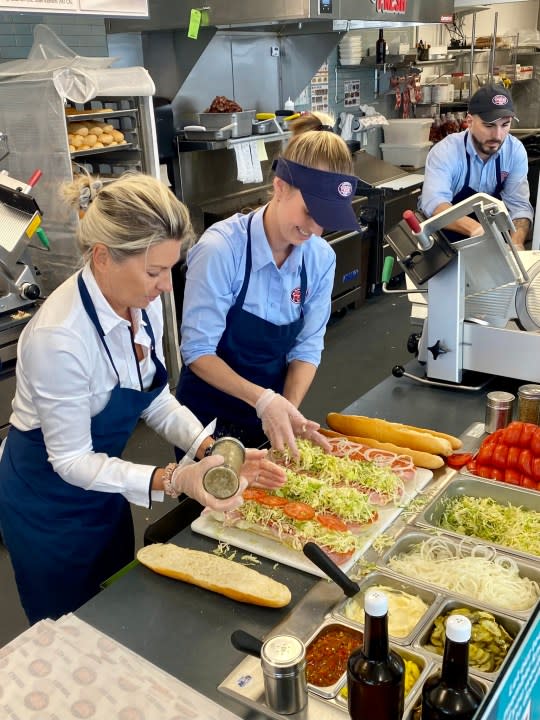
<box><xmin>0</xmin><ymin>25</ymin><xmax>156</xmax><ymax>294</ymax></box>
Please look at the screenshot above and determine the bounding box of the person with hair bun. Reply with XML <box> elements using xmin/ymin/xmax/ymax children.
<box><xmin>177</xmin><ymin>112</ymin><xmax>359</xmax><ymax>457</ymax></box>
<box><xmin>0</xmin><ymin>172</ymin><xmax>285</xmax><ymax>624</ymax></box>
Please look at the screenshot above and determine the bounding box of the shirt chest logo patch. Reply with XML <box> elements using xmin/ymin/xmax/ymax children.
<box><xmin>291</xmin><ymin>287</ymin><xmax>302</xmax><ymax>304</ymax></box>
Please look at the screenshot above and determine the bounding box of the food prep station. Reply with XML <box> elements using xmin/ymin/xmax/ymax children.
<box><xmin>75</xmin><ymin>366</ymin><xmax>540</xmax><ymax>720</ymax></box>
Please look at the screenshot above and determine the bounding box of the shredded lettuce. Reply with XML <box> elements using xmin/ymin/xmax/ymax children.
<box><xmin>439</xmin><ymin>495</ymin><xmax>540</xmax><ymax>557</ymax></box>
<box><xmin>275</xmin><ymin>439</ymin><xmax>404</xmax><ymax>501</ymax></box>
<box><xmin>239</xmin><ymin>501</ymin><xmax>364</xmax><ymax>553</ymax></box>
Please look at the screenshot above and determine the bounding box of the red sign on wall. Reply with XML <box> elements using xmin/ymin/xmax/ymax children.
<box><xmin>375</xmin><ymin>0</ymin><xmax>407</xmax><ymax>15</ymax></box>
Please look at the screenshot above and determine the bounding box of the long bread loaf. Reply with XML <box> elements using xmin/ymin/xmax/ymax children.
<box><xmin>326</xmin><ymin>413</ymin><xmax>456</xmax><ymax>457</ymax></box>
<box><xmin>137</xmin><ymin>543</ymin><xmax>291</xmax><ymax>608</ymax></box>
<box><xmin>319</xmin><ymin>428</ymin><xmax>444</xmax><ymax>470</ymax></box>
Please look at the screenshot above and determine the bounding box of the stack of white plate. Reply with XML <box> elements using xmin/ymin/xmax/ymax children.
<box><xmin>339</xmin><ymin>31</ymin><xmax>363</xmax><ymax>65</ymax></box>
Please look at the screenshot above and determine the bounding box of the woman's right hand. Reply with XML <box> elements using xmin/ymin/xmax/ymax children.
<box><xmin>255</xmin><ymin>389</ymin><xmax>327</xmax><ymax>457</ymax></box>
<box><xmin>171</xmin><ymin>456</ymin><xmax>247</xmax><ymax>512</ymax></box>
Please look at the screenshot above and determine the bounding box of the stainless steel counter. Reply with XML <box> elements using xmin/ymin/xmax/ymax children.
<box><xmin>76</xmin><ymin>360</ymin><xmax>497</xmax><ymax>718</ymax></box>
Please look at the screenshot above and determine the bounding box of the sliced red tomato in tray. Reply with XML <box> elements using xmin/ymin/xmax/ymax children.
<box><xmin>446</xmin><ymin>452</ymin><xmax>474</xmax><ymax>469</ymax></box>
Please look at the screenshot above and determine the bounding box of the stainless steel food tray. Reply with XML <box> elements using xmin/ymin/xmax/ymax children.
<box><xmin>331</xmin><ymin>570</ymin><xmax>439</xmax><ymax>646</ymax></box>
<box><xmin>378</xmin><ymin>529</ymin><xmax>540</xmax><ymax>620</ymax></box>
<box><xmin>414</xmin><ymin>475</ymin><xmax>540</xmax><ymax>562</ymax></box>
<box><xmin>71</xmin><ymin>142</ymin><xmax>134</xmax><ymax>157</ymax></box>
<box><xmin>413</xmin><ymin>597</ymin><xmax>523</xmax><ymax>680</ymax></box>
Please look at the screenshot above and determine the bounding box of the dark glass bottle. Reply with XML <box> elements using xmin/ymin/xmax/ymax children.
<box><xmin>376</xmin><ymin>29</ymin><xmax>386</xmax><ymax>64</ymax></box>
<box><xmin>347</xmin><ymin>590</ymin><xmax>405</xmax><ymax>720</ymax></box>
<box><xmin>421</xmin><ymin>615</ymin><xmax>485</xmax><ymax>720</ymax></box>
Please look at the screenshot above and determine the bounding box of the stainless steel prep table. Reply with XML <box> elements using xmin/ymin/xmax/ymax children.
<box><xmin>74</xmin><ymin>361</ymin><xmax>522</xmax><ymax>717</ymax></box>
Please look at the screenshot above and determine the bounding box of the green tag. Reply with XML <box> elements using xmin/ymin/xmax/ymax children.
<box><xmin>188</xmin><ymin>9</ymin><xmax>202</xmax><ymax>39</ymax></box>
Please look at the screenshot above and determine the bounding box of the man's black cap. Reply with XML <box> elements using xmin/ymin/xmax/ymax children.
<box><xmin>468</xmin><ymin>84</ymin><xmax>516</xmax><ymax>122</ymax></box>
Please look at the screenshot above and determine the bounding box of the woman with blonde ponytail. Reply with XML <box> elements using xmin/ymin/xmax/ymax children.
<box><xmin>178</xmin><ymin>111</ymin><xmax>359</xmax><ymax>458</ymax></box>
<box><xmin>0</xmin><ymin>172</ymin><xmax>284</xmax><ymax>624</ymax></box>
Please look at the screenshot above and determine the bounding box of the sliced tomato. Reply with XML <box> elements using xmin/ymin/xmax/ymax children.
<box><xmin>446</xmin><ymin>452</ymin><xmax>474</xmax><ymax>469</ymax></box>
<box><xmin>504</xmin><ymin>468</ymin><xmax>521</xmax><ymax>485</ymax></box>
<box><xmin>522</xmin><ymin>475</ymin><xmax>537</xmax><ymax>490</ymax></box>
<box><xmin>476</xmin><ymin>464</ymin><xmax>494</xmax><ymax>479</ymax></box>
<box><xmin>282</xmin><ymin>501</ymin><xmax>316</xmax><ymax>521</ymax></box>
<box><xmin>316</xmin><ymin>513</ymin><xmax>348</xmax><ymax>533</ymax></box>
<box><xmin>492</xmin><ymin>445</ymin><xmax>509</xmax><ymax>470</ymax></box>
<box><xmin>491</xmin><ymin>467</ymin><xmax>505</xmax><ymax>482</ymax></box>
<box><xmin>243</xmin><ymin>488</ymin><xmax>269</xmax><ymax>502</ymax></box>
<box><xmin>466</xmin><ymin>459</ymin><xmax>477</xmax><ymax>475</ymax></box>
<box><xmin>507</xmin><ymin>446</ymin><xmax>521</xmax><ymax>469</ymax></box>
<box><xmin>531</xmin><ymin>427</ymin><xmax>540</xmax><ymax>456</ymax></box>
<box><xmin>258</xmin><ymin>495</ymin><xmax>289</xmax><ymax>507</ymax></box>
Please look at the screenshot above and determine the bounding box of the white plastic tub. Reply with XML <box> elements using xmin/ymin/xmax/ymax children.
<box><xmin>379</xmin><ymin>142</ymin><xmax>433</xmax><ymax>168</ymax></box>
<box><xmin>383</xmin><ymin>119</ymin><xmax>432</xmax><ymax>145</ymax></box>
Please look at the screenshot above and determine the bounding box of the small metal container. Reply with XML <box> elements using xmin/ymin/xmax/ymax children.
<box><xmin>203</xmin><ymin>436</ymin><xmax>245</xmax><ymax>499</ymax></box>
<box><xmin>517</xmin><ymin>384</ymin><xmax>540</xmax><ymax>425</ymax></box>
<box><xmin>484</xmin><ymin>390</ymin><xmax>515</xmax><ymax>433</ymax></box>
<box><xmin>261</xmin><ymin>634</ymin><xmax>308</xmax><ymax>715</ymax></box>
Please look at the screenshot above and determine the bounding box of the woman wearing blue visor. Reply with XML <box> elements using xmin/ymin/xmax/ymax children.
<box><xmin>177</xmin><ymin>112</ymin><xmax>359</xmax><ymax>457</ymax></box>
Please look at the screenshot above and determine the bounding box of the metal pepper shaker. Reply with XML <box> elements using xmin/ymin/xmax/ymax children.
<box><xmin>261</xmin><ymin>634</ymin><xmax>308</xmax><ymax>715</ymax></box>
<box><xmin>484</xmin><ymin>391</ymin><xmax>515</xmax><ymax>433</ymax></box>
<box><xmin>202</xmin><ymin>436</ymin><xmax>245</xmax><ymax>499</ymax></box>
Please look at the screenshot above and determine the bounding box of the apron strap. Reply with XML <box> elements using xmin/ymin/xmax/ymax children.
<box><xmin>234</xmin><ymin>211</ymin><xmax>308</xmax><ymax>313</ymax></box>
<box><xmin>78</xmin><ymin>272</ymin><xmax>120</xmax><ymax>382</ymax></box>
<box><xmin>463</xmin><ymin>132</ymin><xmax>471</xmax><ymax>189</ymax></box>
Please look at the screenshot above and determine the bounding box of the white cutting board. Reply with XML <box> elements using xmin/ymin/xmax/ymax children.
<box><xmin>191</xmin><ymin>468</ymin><xmax>433</xmax><ymax>578</ymax></box>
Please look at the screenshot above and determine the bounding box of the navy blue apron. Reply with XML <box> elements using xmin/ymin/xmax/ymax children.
<box><xmin>0</xmin><ymin>273</ymin><xmax>168</xmax><ymax>623</ymax></box>
<box><xmin>443</xmin><ymin>132</ymin><xmax>505</xmax><ymax>242</ymax></box>
<box><xmin>176</xmin><ymin>212</ymin><xmax>307</xmax><ymax>449</ymax></box>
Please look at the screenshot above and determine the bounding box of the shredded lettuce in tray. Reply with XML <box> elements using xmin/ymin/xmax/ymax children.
<box><xmin>276</xmin><ymin>470</ymin><xmax>376</xmax><ymax>523</ymax></box>
<box><xmin>439</xmin><ymin>495</ymin><xmax>540</xmax><ymax>557</ymax></box>
<box><xmin>275</xmin><ymin>439</ymin><xmax>404</xmax><ymax>502</ymax></box>
<box><xmin>239</xmin><ymin>501</ymin><xmax>364</xmax><ymax>554</ymax></box>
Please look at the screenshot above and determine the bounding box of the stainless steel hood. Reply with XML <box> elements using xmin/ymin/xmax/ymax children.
<box><xmin>107</xmin><ymin>0</ymin><xmax>454</xmax><ymax>33</ymax></box>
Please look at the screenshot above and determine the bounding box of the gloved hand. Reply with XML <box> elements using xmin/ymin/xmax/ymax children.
<box><xmin>255</xmin><ymin>389</ymin><xmax>330</xmax><ymax>457</ymax></box>
<box><xmin>171</xmin><ymin>455</ymin><xmax>247</xmax><ymax>512</ymax></box>
<box><xmin>240</xmin><ymin>448</ymin><xmax>286</xmax><ymax>489</ymax></box>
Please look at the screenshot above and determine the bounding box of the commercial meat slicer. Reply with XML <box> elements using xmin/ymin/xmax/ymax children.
<box><xmin>383</xmin><ymin>192</ymin><xmax>540</xmax><ymax>388</ymax></box>
<box><xmin>0</xmin><ymin>132</ymin><xmax>47</xmax><ymax>315</ymax></box>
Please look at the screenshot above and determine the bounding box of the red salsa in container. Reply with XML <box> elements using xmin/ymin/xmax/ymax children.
<box><xmin>306</xmin><ymin>624</ymin><xmax>363</xmax><ymax>687</ymax></box>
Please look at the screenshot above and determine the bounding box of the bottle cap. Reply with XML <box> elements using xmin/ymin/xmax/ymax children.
<box><xmin>364</xmin><ymin>589</ymin><xmax>388</xmax><ymax>617</ymax></box>
<box><xmin>446</xmin><ymin>614</ymin><xmax>472</xmax><ymax>643</ymax></box>
<box><xmin>284</xmin><ymin>97</ymin><xmax>295</xmax><ymax>112</ymax></box>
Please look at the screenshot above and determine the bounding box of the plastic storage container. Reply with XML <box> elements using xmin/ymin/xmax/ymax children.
<box><xmin>383</xmin><ymin>119</ymin><xmax>432</xmax><ymax>145</ymax></box>
<box><xmin>379</xmin><ymin>142</ymin><xmax>433</xmax><ymax>168</ymax></box>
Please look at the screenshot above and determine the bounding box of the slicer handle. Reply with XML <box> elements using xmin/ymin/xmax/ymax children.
<box><xmin>382</xmin><ymin>256</ymin><xmax>395</xmax><ymax>284</ymax></box>
<box><xmin>26</xmin><ymin>169</ymin><xmax>42</xmax><ymax>188</ymax></box>
<box><xmin>403</xmin><ymin>209</ymin><xmax>421</xmax><ymax>233</ymax></box>
<box><xmin>403</xmin><ymin>209</ymin><xmax>432</xmax><ymax>251</ymax></box>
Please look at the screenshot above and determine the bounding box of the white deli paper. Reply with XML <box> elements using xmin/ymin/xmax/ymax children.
<box><xmin>0</xmin><ymin>614</ymin><xmax>242</xmax><ymax>720</ymax></box>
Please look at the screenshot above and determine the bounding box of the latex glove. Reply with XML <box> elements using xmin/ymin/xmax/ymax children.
<box><xmin>171</xmin><ymin>456</ymin><xmax>247</xmax><ymax>512</ymax></box>
<box><xmin>256</xmin><ymin>389</ymin><xmax>329</xmax><ymax>457</ymax></box>
<box><xmin>240</xmin><ymin>448</ymin><xmax>286</xmax><ymax>489</ymax></box>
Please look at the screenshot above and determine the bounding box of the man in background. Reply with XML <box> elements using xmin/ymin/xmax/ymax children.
<box><xmin>419</xmin><ymin>84</ymin><xmax>533</xmax><ymax>249</ymax></box>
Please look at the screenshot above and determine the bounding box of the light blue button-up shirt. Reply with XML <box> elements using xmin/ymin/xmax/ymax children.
<box><xmin>419</xmin><ymin>130</ymin><xmax>533</xmax><ymax>223</ymax></box>
<box><xmin>180</xmin><ymin>207</ymin><xmax>336</xmax><ymax>368</ymax></box>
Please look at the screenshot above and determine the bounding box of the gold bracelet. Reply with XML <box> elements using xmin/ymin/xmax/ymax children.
<box><xmin>162</xmin><ymin>462</ymin><xmax>179</xmax><ymax>498</ymax></box>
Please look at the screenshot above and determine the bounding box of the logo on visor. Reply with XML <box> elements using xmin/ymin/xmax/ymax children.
<box><xmin>338</xmin><ymin>181</ymin><xmax>353</xmax><ymax>198</ymax></box>
<box><xmin>493</xmin><ymin>94</ymin><xmax>509</xmax><ymax>106</ymax></box>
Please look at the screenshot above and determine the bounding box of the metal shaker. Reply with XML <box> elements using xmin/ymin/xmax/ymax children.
<box><xmin>203</xmin><ymin>436</ymin><xmax>245</xmax><ymax>499</ymax></box>
<box><xmin>231</xmin><ymin>630</ymin><xmax>308</xmax><ymax>715</ymax></box>
<box><xmin>484</xmin><ymin>391</ymin><xmax>515</xmax><ymax>433</ymax></box>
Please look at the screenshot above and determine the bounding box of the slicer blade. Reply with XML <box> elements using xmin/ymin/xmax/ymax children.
<box><xmin>516</xmin><ymin>260</ymin><xmax>540</xmax><ymax>332</ymax></box>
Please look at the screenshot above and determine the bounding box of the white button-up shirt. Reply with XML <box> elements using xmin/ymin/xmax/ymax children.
<box><xmin>6</xmin><ymin>264</ymin><xmax>207</xmax><ymax>507</ymax></box>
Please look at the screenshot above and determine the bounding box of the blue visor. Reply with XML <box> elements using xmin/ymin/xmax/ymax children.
<box><xmin>272</xmin><ymin>157</ymin><xmax>359</xmax><ymax>231</ymax></box>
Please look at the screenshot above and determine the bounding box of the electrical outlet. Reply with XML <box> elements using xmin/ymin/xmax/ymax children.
<box><xmin>270</xmin><ymin>45</ymin><xmax>280</xmax><ymax>57</ymax></box>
